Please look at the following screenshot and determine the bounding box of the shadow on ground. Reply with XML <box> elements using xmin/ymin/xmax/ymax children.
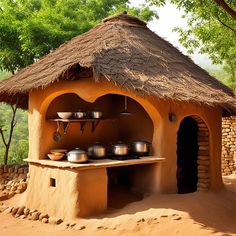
<box><xmin>92</xmin><ymin>176</ymin><xmax>236</xmax><ymax>235</ymax></box>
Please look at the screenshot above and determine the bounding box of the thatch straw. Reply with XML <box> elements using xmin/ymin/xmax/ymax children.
<box><xmin>0</xmin><ymin>13</ymin><xmax>236</xmax><ymax>114</ymax></box>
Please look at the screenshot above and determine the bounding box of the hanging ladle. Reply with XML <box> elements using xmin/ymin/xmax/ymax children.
<box><xmin>53</xmin><ymin>121</ymin><xmax>62</xmax><ymax>142</ymax></box>
<box><xmin>120</xmin><ymin>96</ymin><xmax>132</xmax><ymax>115</ymax></box>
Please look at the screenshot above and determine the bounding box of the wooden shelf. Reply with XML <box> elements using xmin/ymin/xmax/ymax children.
<box><xmin>48</xmin><ymin>118</ymin><xmax>113</xmax><ymax>122</ymax></box>
<box><xmin>25</xmin><ymin>156</ymin><xmax>165</xmax><ymax>170</ymax></box>
<box><xmin>47</xmin><ymin>118</ymin><xmax>116</xmax><ymax>135</ymax></box>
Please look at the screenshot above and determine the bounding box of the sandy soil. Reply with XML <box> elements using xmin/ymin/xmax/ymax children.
<box><xmin>1</xmin><ymin>175</ymin><xmax>236</xmax><ymax>236</ymax></box>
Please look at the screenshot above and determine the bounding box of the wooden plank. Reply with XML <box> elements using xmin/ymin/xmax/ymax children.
<box><xmin>24</xmin><ymin>156</ymin><xmax>165</xmax><ymax>170</ymax></box>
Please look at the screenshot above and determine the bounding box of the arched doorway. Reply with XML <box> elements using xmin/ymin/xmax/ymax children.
<box><xmin>177</xmin><ymin>115</ymin><xmax>210</xmax><ymax>193</ymax></box>
<box><xmin>177</xmin><ymin>117</ymin><xmax>199</xmax><ymax>193</ymax></box>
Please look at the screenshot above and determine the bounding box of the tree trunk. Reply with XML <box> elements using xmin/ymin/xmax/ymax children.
<box><xmin>214</xmin><ymin>0</ymin><xmax>236</xmax><ymax>20</ymax></box>
<box><xmin>0</xmin><ymin>104</ymin><xmax>17</xmax><ymax>164</ymax></box>
<box><xmin>3</xmin><ymin>146</ymin><xmax>9</xmax><ymax>165</ymax></box>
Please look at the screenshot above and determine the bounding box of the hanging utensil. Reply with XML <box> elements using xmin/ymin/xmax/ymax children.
<box><xmin>53</xmin><ymin>121</ymin><xmax>62</xmax><ymax>142</ymax></box>
<box><xmin>120</xmin><ymin>96</ymin><xmax>132</xmax><ymax>115</ymax></box>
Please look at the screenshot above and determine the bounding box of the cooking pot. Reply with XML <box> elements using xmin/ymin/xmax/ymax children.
<box><xmin>132</xmin><ymin>140</ymin><xmax>151</xmax><ymax>156</ymax></box>
<box><xmin>90</xmin><ymin>110</ymin><xmax>102</xmax><ymax>119</ymax></box>
<box><xmin>88</xmin><ymin>143</ymin><xmax>106</xmax><ymax>158</ymax></box>
<box><xmin>67</xmin><ymin>148</ymin><xmax>88</xmax><ymax>163</ymax></box>
<box><xmin>112</xmin><ymin>142</ymin><xmax>129</xmax><ymax>156</ymax></box>
<box><xmin>74</xmin><ymin>111</ymin><xmax>86</xmax><ymax>119</ymax></box>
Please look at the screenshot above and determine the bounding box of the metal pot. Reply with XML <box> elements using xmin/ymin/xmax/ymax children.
<box><xmin>67</xmin><ymin>148</ymin><xmax>88</xmax><ymax>163</ymax></box>
<box><xmin>74</xmin><ymin>111</ymin><xmax>86</xmax><ymax>119</ymax></box>
<box><xmin>88</xmin><ymin>143</ymin><xmax>106</xmax><ymax>158</ymax></box>
<box><xmin>112</xmin><ymin>143</ymin><xmax>129</xmax><ymax>156</ymax></box>
<box><xmin>90</xmin><ymin>110</ymin><xmax>102</xmax><ymax>119</ymax></box>
<box><xmin>132</xmin><ymin>140</ymin><xmax>151</xmax><ymax>156</ymax></box>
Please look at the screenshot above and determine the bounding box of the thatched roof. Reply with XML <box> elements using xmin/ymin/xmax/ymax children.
<box><xmin>0</xmin><ymin>12</ymin><xmax>236</xmax><ymax>115</ymax></box>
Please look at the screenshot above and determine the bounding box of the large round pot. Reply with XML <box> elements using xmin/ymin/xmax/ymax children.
<box><xmin>67</xmin><ymin>148</ymin><xmax>88</xmax><ymax>163</ymax></box>
<box><xmin>90</xmin><ymin>110</ymin><xmax>102</xmax><ymax>119</ymax></box>
<box><xmin>132</xmin><ymin>140</ymin><xmax>151</xmax><ymax>156</ymax></box>
<box><xmin>88</xmin><ymin>143</ymin><xmax>106</xmax><ymax>158</ymax></box>
<box><xmin>112</xmin><ymin>143</ymin><xmax>129</xmax><ymax>156</ymax></box>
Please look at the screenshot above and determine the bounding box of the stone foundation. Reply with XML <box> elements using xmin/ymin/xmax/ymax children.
<box><xmin>0</xmin><ymin>164</ymin><xmax>29</xmax><ymax>200</ymax></box>
<box><xmin>222</xmin><ymin>117</ymin><xmax>236</xmax><ymax>176</ymax></box>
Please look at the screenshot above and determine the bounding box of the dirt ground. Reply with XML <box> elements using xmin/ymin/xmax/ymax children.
<box><xmin>0</xmin><ymin>175</ymin><xmax>236</xmax><ymax>236</ymax></box>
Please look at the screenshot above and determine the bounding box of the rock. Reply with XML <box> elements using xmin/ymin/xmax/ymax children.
<box><xmin>32</xmin><ymin>212</ymin><xmax>40</xmax><ymax>220</ymax></box>
<box><xmin>137</xmin><ymin>218</ymin><xmax>145</xmax><ymax>222</ymax></box>
<box><xmin>12</xmin><ymin>207</ymin><xmax>19</xmax><ymax>215</ymax></box>
<box><xmin>48</xmin><ymin>217</ymin><xmax>63</xmax><ymax>225</ymax></box>
<box><xmin>8</xmin><ymin>191</ymin><xmax>15</xmax><ymax>198</ymax></box>
<box><xmin>18</xmin><ymin>168</ymin><xmax>24</xmax><ymax>174</ymax></box>
<box><xmin>160</xmin><ymin>215</ymin><xmax>168</xmax><ymax>218</ymax></box>
<box><xmin>19</xmin><ymin>182</ymin><xmax>27</xmax><ymax>190</ymax></box>
<box><xmin>8</xmin><ymin>167</ymin><xmax>14</xmax><ymax>173</ymax></box>
<box><xmin>79</xmin><ymin>226</ymin><xmax>86</xmax><ymax>230</ymax></box>
<box><xmin>42</xmin><ymin>218</ymin><xmax>48</xmax><ymax>223</ymax></box>
<box><xmin>10</xmin><ymin>186</ymin><xmax>17</xmax><ymax>192</ymax></box>
<box><xmin>172</xmin><ymin>216</ymin><xmax>182</xmax><ymax>220</ymax></box>
<box><xmin>39</xmin><ymin>213</ymin><xmax>49</xmax><ymax>221</ymax></box>
<box><xmin>29</xmin><ymin>209</ymin><xmax>37</xmax><ymax>214</ymax></box>
<box><xmin>23</xmin><ymin>208</ymin><xmax>30</xmax><ymax>216</ymax></box>
<box><xmin>16</xmin><ymin>206</ymin><xmax>25</xmax><ymax>216</ymax></box>
<box><xmin>19</xmin><ymin>215</ymin><xmax>26</xmax><ymax>219</ymax></box>
<box><xmin>197</xmin><ymin>160</ymin><xmax>210</xmax><ymax>166</ymax></box>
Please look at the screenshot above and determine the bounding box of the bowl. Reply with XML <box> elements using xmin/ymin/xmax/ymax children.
<box><xmin>48</xmin><ymin>153</ymin><xmax>65</xmax><ymax>161</ymax></box>
<box><xmin>57</xmin><ymin>112</ymin><xmax>73</xmax><ymax>119</ymax></box>
<box><xmin>50</xmin><ymin>149</ymin><xmax>67</xmax><ymax>154</ymax></box>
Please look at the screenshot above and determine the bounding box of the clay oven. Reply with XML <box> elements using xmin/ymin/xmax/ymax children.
<box><xmin>0</xmin><ymin>13</ymin><xmax>236</xmax><ymax>221</ymax></box>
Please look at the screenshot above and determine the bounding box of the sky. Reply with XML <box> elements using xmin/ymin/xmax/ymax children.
<box><xmin>129</xmin><ymin>0</ymin><xmax>217</xmax><ymax>69</ymax></box>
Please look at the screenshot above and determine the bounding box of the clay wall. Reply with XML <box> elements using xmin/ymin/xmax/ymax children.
<box><xmin>28</xmin><ymin>78</ymin><xmax>223</xmax><ymax>193</ymax></box>
<box><xmin>24</xmin><ymin>164</ymin><xmax>107</xmax><ymax>221</ymax></box>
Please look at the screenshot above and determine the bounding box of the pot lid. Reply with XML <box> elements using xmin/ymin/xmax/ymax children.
<box><xmin>133</xmin><ymin>140</ymin><xmax>150</xmax><ymax>144</ymax></box>
<box><xmin>68</xmin><ymin>148</ymin><xmax>87</xmax><ymax>154</ymax></box>
<box><xmin>91</xmin><ymin>142</ymin><xmax>105</xmax><ymax>148</ymax></box>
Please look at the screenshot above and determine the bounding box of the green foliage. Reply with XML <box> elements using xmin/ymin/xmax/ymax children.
<box><xmin>0</xmin><ymin>0</ymin><xmax>156</xmax><ymax>73</ymax></box>
<box><xmin>0</xmin><ymin>70</ymin><xmax>10</xmax><ymax>80</ymax></box>
<box><xmin>0</xmin><ymin>103</ymin><xmax>28</xmax><ymax>164</ymax></box>
<box><xmin>147</xmin><ymin>0</ymin><xmax>236</xmax><ymax>87</ymax></box>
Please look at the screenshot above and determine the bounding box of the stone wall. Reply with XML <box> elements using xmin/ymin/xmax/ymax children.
<box><xmin>191</xmin><ymin>116</ymin><xmax>210</xmax><ymax>192</ymax></box>
<box><xmin>0</xmin><ymin>164</ymin><xmax>29</xmax><ymax>200</ymax></box>
<box><xmin>222</xmin><ymin>117</ymin><xmax>236</xmax><ymax>176</ymax></box>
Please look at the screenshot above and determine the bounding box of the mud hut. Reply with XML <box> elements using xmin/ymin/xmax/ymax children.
<box><xmin>0</xmin><ymin>13</ymin><xmax>236</xmax><ymax>220</ymax></box>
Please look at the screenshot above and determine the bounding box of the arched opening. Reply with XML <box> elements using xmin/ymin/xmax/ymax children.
<box><xmin>45</xmin><ymin>93</ymin><xmax>155</xmax><ymax>208</ymax></box>
<box><xmin>177</xmin><ymin>117</ymin><xmax>198</xmax><ymax>194</ymax></box>
<box><xmin>46</xmin><ymin>93</ymin><xmax>154</xmax><ymax>149</ymax></box>
<box><xmin>177</xmin><ymin>115</ymin><xmax>210</xmax><ymax>194</ymax></box>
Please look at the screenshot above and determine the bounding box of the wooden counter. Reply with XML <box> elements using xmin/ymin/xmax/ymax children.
<box><xmin>25</xmin><ymin>156</ymin><xmax>165</xmax><ymax>170</ymax></box>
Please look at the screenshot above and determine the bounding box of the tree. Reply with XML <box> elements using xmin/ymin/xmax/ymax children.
<box><xmin>147</xmin><ymin>0</ymin><xmax>236</xmax><ymax>87</ymax></box>
<box><xmin>0</xmin><ymin>104</ymin><xmax>17</xmax><ymax>164</ymax></box>
<box><xmin>0</xmin><ymin>0</ymin><xmax>156</xmax><ymax>164</ymax></box>
<box><xmin>0</xmin><ymin>0</ymin><xmax>156</xmax><ymax>73</ymax></box>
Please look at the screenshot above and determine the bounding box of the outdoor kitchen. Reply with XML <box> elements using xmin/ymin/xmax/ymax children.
<box><xmin>22</xmin><ymin>82</ymin><xmax>165</xmax><ymax>220</ymax></box>
<box><xmin>0</xmin><ymin>13</ymin><xmax>233</xmax><ymax>222</ymax></box>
